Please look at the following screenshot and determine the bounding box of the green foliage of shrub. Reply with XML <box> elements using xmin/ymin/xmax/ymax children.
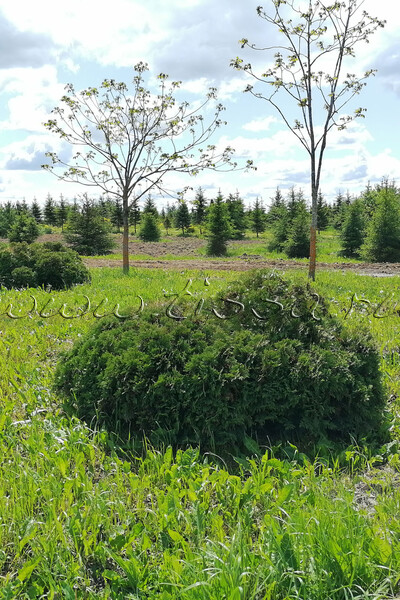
<box><xmin>0</xmin><ymin>241</ymin><xmax>90</xmax><ymax>289</ymax></box>
<box><xmin>8</xmin><ymin>212</ymin><xmax>40</xmax><ymax>244</ymax></box>
<box><xmin>54</xmin><ymin>270</ymin><xmax>387</xmax><ymax>453</ymax></box>
<box><xmin>11</xmin><ymin>265</ymin><xmax>37</xmax><ymax>288</ymax></box>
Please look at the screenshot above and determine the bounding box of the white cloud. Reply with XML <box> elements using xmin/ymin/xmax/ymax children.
<box><xmin>0</xmin><ymin>134</ymin><xmax>72</xmax><ymax>170</ymax></box>
<box><xmin>0</xmin><ymin>66</ymin><xmax>64</xmax><ymax>133</ymax></box>
<box><xmin>0</xmin><ymin>9</ymin><xmax>58</xmax><ymax>69</ymax></box>
<box><xmin>243</xmin><ymin>116</ymin><xmax>278</xmax><ymax>132</ymax></box>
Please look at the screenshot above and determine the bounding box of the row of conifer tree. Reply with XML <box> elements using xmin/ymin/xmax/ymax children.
<box><xmin>0</xmin><ymin>178</ymin><xmax>399</xmax><ymax>260</ymax></box>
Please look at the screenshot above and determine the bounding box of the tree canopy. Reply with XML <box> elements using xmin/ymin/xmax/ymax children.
<box><xmin>232</xmin><ymin>0</ymin><xmax>385</xmax><ymax>279</ymax></box>
<box><xmin>43</xmin><ymin>62</ymin><xmax>252</xmax><ymax>272</ymax></box>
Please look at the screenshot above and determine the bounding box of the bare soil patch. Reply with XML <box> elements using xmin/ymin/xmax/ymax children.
<box><xmin>6</xmin><ymin>234</ymin><xmax>400</xmax><ymax>275</ymax></box>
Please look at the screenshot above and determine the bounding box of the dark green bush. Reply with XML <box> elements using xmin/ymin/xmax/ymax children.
<box><xmin>11</xmin><ymin>266</ymin><xmax>37</xmax><ymax>288</ymax></box>
<box><xmin>54</xmin><ymin>270</ymin><xmax>387</xmax><ymax>452</ymax></box>
<box><xmin>0</xmin><ymin>242</ymin><xmax>90</xmax><ymax>289</ymax></box>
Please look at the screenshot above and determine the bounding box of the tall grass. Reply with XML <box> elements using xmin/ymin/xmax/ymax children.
<box><xmin>0</xmin><ymin>267</ymin><xmax>400</xmax><ymax>598</ymax></box>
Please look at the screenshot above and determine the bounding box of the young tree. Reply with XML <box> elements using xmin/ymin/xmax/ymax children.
<box><xmin>340</xmin><ymin>198</ymin><xmax>365</xmax><ymax>257</ymax></box>
<box><xmin>43</xmin><ymin>194</ymin><xmax>57</xmax><ymax>226</ymax></box>
<box><xmin>142</xmin><ymin>194</ymin><xmax>159</xmax><ymax>218</ymax></box>
<box><xmin>16</xmin><ymin>199</ymin><xmax>29</xmax><ymax>215</ymax></box>
<box><xmin>266</xmin><ymin>187</ymin><xmax>285</xmax><ymax>224</ymax></box>
<box><xmin>0</xmin><ymin>202</ymin><xmax>16</xmax><ymax>237</ymax></box>
<box><xmin>57</xmin><ymin>194</ymin><xmax>69</xmax><ymax>231</ymax></box>
<box><xmin>226</xmin><ymin>192</ymin><xmax>247</xmax><ymax>239</ymax></box>
<box><xmin>129</xmin><ymin>197</ymin><xmax>141</xmax><ymax>234</ymax></box>
<box><xmin>284</xmin><ymin>202</ymin><xmax>311</xmax><ymax>258</ymax></box>
<box><xmin>8</xmin><ymin>213</ymin><xmax>40</xmax><ymax>244</ymax></box>
<box><xmin>251</xmin><ymin>197</ymin><xmax>266</xmax><ymax>238</ymax></box>
<box><xmin>206</xmin><ymin>192</ymin><xmax>232</xmax><ymax>256</ymax></box>
<box><xmin>64</xmin><ymin>194</ymin><xmax>115</xmax><ymax>255</ymax></box>
<box><xmin>163</xmin><ymin>210</ymin><xmax>172</xmax><ymax>235</ymax></box>
<box><xmin>232</xmin><ymin>0</ymin><xmax>385</xmax><ymax>279</ymax></box>
<box><xmin>361</xmin><ymin>188</ymin><xmax>400</xmax><ymax>262</ymax></box>
<box><xmin>111</xmin><ymin>197</ymin><xmax>123</xmax><ymax>232</ymax></box>
<box><xmin>43</xmin><ymin>63</ymin><xmax>251</xmax><ymax>273</ymax></box>
<box><xmin>192</xmin><ymin>187</ymin><xmax>208</xmax><ymax>234</ymax></box>
<box><xmin>268</xmin><ymin>203</ymin><xmax>290</xmax><ymax>252</ymax></box>
<box><xmin>30</xmin><ymin>198</ymin><xmax>42</xmax><ymax>224</ymax></box>
<box><xmin>316</xmin><ymin>191</ymin><xmax>330</xmax><ymax>232</ymax></box>
<box><xmin>175</xmin><ymin>200</ymin><xmax>191</xmax><ymax>236</ymax></box>
<box><xmin>139</xmin><ymin>213</ymin><xmax>161</xmax><ymax>242</ymax></box>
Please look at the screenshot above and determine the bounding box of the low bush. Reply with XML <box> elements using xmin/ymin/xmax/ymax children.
<box><xmin>54</xmin><ymin>270</ymin><xmax>387</xmax><ymax>453</ymax></box>
<box><xmin>0</xmin><ymin>241</ymin><xmax>91</xmax><ymax>289</ymax></box>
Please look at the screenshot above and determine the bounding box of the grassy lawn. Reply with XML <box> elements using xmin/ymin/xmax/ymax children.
<box><xmin>1</xmin><ymin>267</ymin><xmax>400</xmax><ymax>598</ymax></box>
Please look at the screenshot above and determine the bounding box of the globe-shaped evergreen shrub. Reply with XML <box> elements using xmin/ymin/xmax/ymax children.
<box><xmin>54</xmin><ymin>270</ymin><xmax>387</xmax><ymax>452</ymax></box>
<box><xmin>0</xmin><ymin>242</ymin><xmax>90</xmax><ymax>289</ymax></box>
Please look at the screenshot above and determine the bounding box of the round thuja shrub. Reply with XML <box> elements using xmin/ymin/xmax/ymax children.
<box><xmin>32</xmin><ymin>243</ymin><xmax>90</xmax><ymax>289</ymax></box>
<box><xmin>0</xmin><ymin>241</ymin><xmax>90</xmax><ymax>289</ymax></box>
<box><xmin>54</xmin><ymin>270</ymin><xmax>387</xmax><ymax>452</ymax></box>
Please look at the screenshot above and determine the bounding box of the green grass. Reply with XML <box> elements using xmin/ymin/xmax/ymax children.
<box><xmin>88</xmin><ymin>227</ymin><xmax>364</xmax><ymax>265</ymax></box>
<box><xmin>1</xmin><ymin>267</ymin><xmax>400</xmax><ymax>598</ymax></box>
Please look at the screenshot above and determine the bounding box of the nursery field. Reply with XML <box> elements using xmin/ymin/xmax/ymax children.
<box><xmin>1</xmin><ymin>266</ymin><xmax>400</xmax><ymax>598</ymax></box>
<box><xmin>78</xmin><ymin>228</ymin><xmax>400</xmax><ymax>276</ymax></box>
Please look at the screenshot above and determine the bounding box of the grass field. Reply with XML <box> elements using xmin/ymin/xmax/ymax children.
<box><xmin>1</xmin><ymin>265</ymin><xmax>400</xmax><ymax>598</ymax></box>
<box><xmin>81</xmin><ymin>226</ymin><xmax>362</xmax><ymax>264</ymax></box>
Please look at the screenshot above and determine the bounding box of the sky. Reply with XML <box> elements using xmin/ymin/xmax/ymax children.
<box><xmin>0</xmin><ymin>0</ymin><xmax>399</xmax><ymax>209</ymax></box>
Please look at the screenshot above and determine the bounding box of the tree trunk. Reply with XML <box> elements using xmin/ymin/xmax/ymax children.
<box><xmin>308</xmin><ymin>185</ymin><xmax>318</xmax><ymax>281</ymax></box>
<box><xmin>122</xmin><ymin>193</ymin><xmax>129</xmax><ymax>274</ymax></box>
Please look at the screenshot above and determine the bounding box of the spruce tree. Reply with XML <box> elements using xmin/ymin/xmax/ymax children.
<box><xmin>268</xmin><ymin>203</ymin><xmax>289</xmax><ymax>252</ymax></box>
<box><xmin>316</xmin><ymin>191</ymin><xmax>330</xmax><ymax>232</ymax></box>
<box><xmin>206</xmin><ymin>192</ymin><xmax>232</xmax><ymax>256</ymax></box>
<box><xmin>340</xmin><ymin>199</ymin><xmax>365</xmax><ymax>257</ymax></box>
<box><xmin>333</xmin><ymin>191</ymin><xmax>346</xmax><ymax>230</ymax></box>
<box><xmin>129</xmin><ymin>197</ymin><xmax>141</xmax><ymax>234</ymax></box>
<box><xmin>142</xmin><ymin>194</ymin><xmax>158</xmax><ymax>217</ymax></box>
<box><xmin>192</xmin><ymin>187</ymin><xmax>208</xmax><ymax>234</ymax></box>
<box><xmin>8</xmin><ymin>212</ymin><xmax>40</xmax><ymax>244</ymax></box>
<box><xmin>30</xmin><ymin>198</ymin><xmax>42</xmax><ymax>223</ymax></box>
<box><xmin>57</xmin><ymin>194</ymin><xmax>69</xmax><ymax>231</ymax></box>
<box><xmin>284</xmin><ymin>202</ymin><xmax>311</xmax><ymax>258</ymax></box>
<box><xmin>251</xmin><ymin>197</ymin><xmax>266</xmax><ymax>238</ymax></box>
<box><xmin>361</xmin><ymin>188</ymin><xmax>400</xmax><ymax>262</ymax></box>
<box><xmin>361</xmin><ymin>181</ymin><xmax>377</xmax><ymax>218</ymax></box>
<box><xmin>226</xmin><ymin>192</ymin><xmax>247</xmax><ymax>239</ymax></box>
<box><xmin>0</xmin><ymin>202</ymin><xmax>16</xmax><ymax>237</ymax></box>
<box><xmin>43</xmin><ymin>194</ymin><xmax>57</xmax><ymax>226</ymax></box>
<box><xmin>64</xmin><ymin>194</ymin><xmax>115</xmax><ymax>255</ymax></box>
<box><xmin>139</xmin><ymin>213</ymin><xmax>161</xmax><ymax>242</ymax></box>
<box><xmin>266</xmin><ymin>187</ymin><xmax>285</xmax><ymax>224</ymax></box>
<box><xmin>111</xmin><ymin>197</ymin><xmax>123</xmax><ymax>232</ymax></box>
<box><xmin>163</xmin><ymin>213</ymin><xmax>172</xmax><ymax>235</ymax></box>
<box><xmin>175</xmin><ymin>201</ymin><xmax>191</xmax><ymax>236</ymax></box>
